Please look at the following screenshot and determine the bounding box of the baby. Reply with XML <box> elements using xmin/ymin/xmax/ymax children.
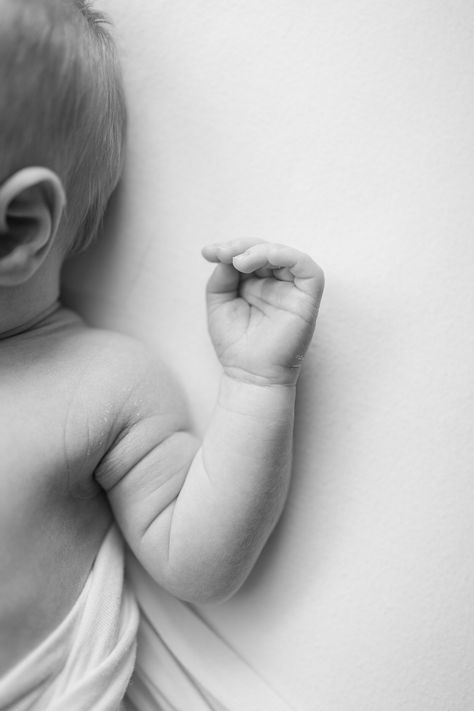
<box><xmin>0</xmin><ymin>0</ymin><xmax>324</xmax><ymax>708</ymax></box>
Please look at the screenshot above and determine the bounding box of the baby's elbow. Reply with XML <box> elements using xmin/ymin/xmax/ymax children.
<box><xmin>164</xmin><ymin>568</ymin><xmax>245</xmax><ymax>605</ymax></box>
<box><xmin>190</xmin><ymin>579</ymin><xmax>243</xmax><ymax>605</ymax></box>
<box><xmin>180</xmin><ymin>579</ymin><xmax>243</xmax><ymax>605</ymax></box>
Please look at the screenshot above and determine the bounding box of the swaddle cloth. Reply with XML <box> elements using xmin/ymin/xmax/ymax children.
<box><xmin>0</xmin><ymin>526</ymin><xmax>139</xmax><ymax>711</ymax></box>
<box><xmin>125</xmin><ymin>555</ymin><xmax>295</xmax><ymax>711</ymax></box>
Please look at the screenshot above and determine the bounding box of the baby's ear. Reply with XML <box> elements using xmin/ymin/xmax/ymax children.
<box><xmin>0</xmin><ymin>167</ymin><xmax>66</xmax><ymax>286</ymax></box>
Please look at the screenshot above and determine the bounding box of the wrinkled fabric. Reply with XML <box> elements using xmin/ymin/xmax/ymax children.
<box><xmin>0</xmin><ymin>526</ymin><xmax>139</xmax><ymax>711</ymax></box>
<box><xmin>125</xmin><ymin>556</ymin><xmax>294</xmax><ymax>711</ymax></box>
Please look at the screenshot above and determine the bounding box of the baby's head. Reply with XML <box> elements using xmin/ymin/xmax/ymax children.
<box><xmin>0</xmin><ymin>0</ymin><xmax>126</xmax><ymax>286</ymax></box>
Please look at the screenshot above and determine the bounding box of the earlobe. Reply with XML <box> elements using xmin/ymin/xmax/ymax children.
<box><xmin>0</xmin><ymin>167</ymin><xmax>66</xmax><ymax>286</ymax></box>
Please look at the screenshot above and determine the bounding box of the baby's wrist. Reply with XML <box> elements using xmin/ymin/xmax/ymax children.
<box><xmin>218</xmin><ymin>371</ymin><xmax>296</xmax><ymax>419</ymax></box>
<box><xmin>221</xmin><ymin>364</ymin><xmax>301</xmax><ymax>389</ymax></box>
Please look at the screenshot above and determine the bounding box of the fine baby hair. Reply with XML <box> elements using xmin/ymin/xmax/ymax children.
<box><xmin>0</xmin><ymin>0</ymin><xmax>126</xmax><ymax>256</ymax></box>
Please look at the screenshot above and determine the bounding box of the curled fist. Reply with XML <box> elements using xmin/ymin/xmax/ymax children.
<box><xmin>202</xmin><ymin>239</ymin><xmax>324</xmax><ymax>386</ymax></box>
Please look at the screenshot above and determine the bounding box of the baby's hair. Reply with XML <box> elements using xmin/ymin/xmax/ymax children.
<box><xmin>0</xmin><ymin>0</ymin><xmax>126</xmax><ymax>254</ymax></box>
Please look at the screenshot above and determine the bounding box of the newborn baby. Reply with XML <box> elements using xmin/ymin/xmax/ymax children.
<box><xmin>0</xmin><ymin>1</ymin><xmax>324</xmax><ymax>708</ymax></box>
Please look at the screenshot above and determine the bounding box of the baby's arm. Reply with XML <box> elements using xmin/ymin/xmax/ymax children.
<box><xmin>96</xmin><ymin>240</ymin><xmax>324</xmax><ymax>603</ymax></box>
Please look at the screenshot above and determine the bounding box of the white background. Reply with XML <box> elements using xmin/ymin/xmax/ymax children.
<box><xmin>65</xmin><ymin>2</ymin><xmax>474</xmax><ymax>708</ymax></box>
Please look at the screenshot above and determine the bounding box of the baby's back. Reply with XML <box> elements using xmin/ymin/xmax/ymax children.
<box><xmin>0</xmin><ymin>307</ymin><xmax>134</xmax><ymax>675</ymax></box>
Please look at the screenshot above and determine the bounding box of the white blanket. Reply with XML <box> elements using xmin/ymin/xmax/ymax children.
<box><xmin>0</xmin><ymin>526</ymin><xmax>139</xmax><ymax>711</ymax></box>
<box><xmin>125</xmin><ymin>556</ymin><xmax>294</xmax><ymax>711</ymax></box>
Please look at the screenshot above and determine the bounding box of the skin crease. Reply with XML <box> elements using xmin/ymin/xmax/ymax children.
<box><xmin>0</xmin><ymin>171</ymin><xmax>324</xmax><ymax>676</ymax></box>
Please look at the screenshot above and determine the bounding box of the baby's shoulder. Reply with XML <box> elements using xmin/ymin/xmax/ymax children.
<box><xmin>55</xmin><ymin>309</ymin><xmax>186</xmax><ymax>423</ymax></box>
<box><xmin>52</xmin><ymin>311</ymin><xmax>187</xmax><ymax>493</ymax></box>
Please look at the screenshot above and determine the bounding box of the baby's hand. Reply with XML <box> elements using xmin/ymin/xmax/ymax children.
<box><xmin>202</xmin><ymin>239</ymin><xmax>324</xmax><ymax>386</ymax></box>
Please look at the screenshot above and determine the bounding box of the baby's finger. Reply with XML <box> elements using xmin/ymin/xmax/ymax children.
<box><xmin>233</xmin><ymin>243</ymin><xmax>325</xmax><ymax>299</ymax></box>
<box><xmin>206</xmin><ymin>262</ymin><xmax>240</xmax><ymax>299</ymax></box>
<box><xmin>201</xmin><ymin>238</ymin><xmax>267</xmax><ymax>264</ymax></box>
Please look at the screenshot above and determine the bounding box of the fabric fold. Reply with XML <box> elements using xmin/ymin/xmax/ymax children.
<box><xmin>0</xmin><ymin>526</ymin><xmax>139</xmax><ymax>711</ymax></box>
<box><xmin>125</xmin><ymin>555</ymin><xmax>294</xmax><ymax>711</ymax></box>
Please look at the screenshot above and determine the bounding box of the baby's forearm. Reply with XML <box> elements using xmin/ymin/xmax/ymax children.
<box><xmin>164</xmin><ymin>374</ymin><xmax>296</xmax><ymax>602</ymax></box>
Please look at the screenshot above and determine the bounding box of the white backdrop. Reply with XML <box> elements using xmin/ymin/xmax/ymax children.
<box><xmin>65</xmin><ymin>2</ymin><xmax>474</xmax><ymax>708</ymax></box>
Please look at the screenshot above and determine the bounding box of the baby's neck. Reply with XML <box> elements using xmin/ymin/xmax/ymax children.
<box><xmin>0</xmin><ymin>255</ymin><xmax>62</xmax><ymax>338</ymax></box>
<box><xmin>0</xmin><ymin>301</ymin><xmax>61</xmax><ymax>340</ymax></box>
